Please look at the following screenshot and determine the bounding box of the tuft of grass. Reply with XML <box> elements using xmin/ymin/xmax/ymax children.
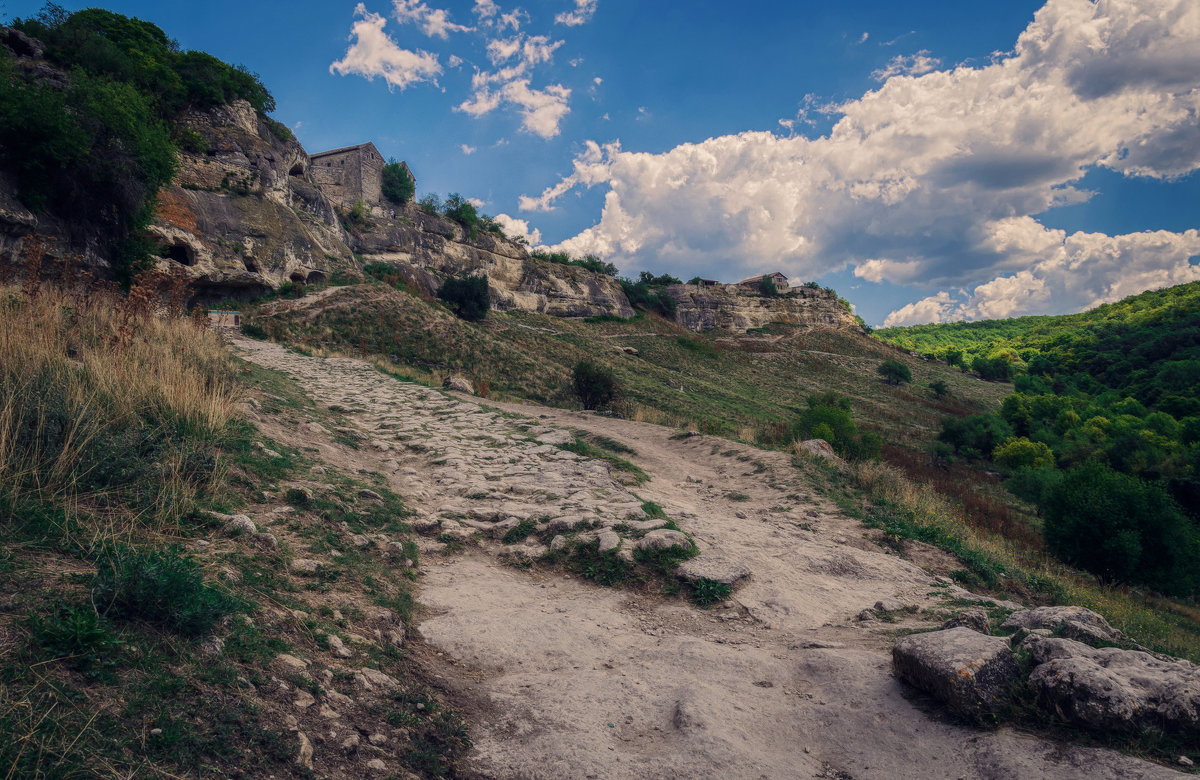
<box><xmin>689</xmin><ymin>578</ymin><xmax>732</xmax><ymax>607</ymax></box>
<box><xmin>560</xmin><ymin>437</ymin><xmax>649</xmax><ymax>484</ymax></box>
<box><xmin>93</xmin><ymin>545</ymin><xmax>241</xmax><ymax>636</ymax></box>
<box><xmin>502</xmin><ymin>519</ymin><xmax>538</xmax><ymax>545</ymax></box>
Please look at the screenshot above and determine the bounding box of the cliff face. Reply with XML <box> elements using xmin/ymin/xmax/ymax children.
<box><xmin>148</xmin><ymin>100</ymin><xmax>356</xmax><ymax>302</ymax></box>
<box><xmin>667</xmin><ymin>284</ymin><xmax>861</xmax><ymax>332</ymax></box>
<box><xmin>353</xmin><ymin>210</ymin><xmax>634</xmax><ymax>319</ymax></box>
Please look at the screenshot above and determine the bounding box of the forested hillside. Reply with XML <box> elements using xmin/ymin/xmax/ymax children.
<box><xmin>880</xmin><ymin>281</ymin><xmax>1200</xmax><ymax>597</ymax></box>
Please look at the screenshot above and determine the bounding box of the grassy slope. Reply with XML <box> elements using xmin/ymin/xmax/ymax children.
<box><xmin>243</xmin><ymin>282</ymin><xmax>1009</xmax><ymax>448</ymax></box>
<box><xmin>242</xmin><ymin>280</ymin><xmax>1200</xmax><ymax>661</ymax></box>
<box><xmin>0</xmin><ymin>278</ymin><xmax>468</xmax><ymax>778</ymax></box>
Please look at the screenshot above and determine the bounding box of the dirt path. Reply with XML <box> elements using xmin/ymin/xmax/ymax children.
<box><xmin>230</xmin><ymin>336</ymin><xmax>1179</xmax><ymax>779</ymax></box>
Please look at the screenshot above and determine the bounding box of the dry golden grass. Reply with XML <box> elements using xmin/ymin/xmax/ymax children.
<box><xmin>0</xmin><ymin>278</ymin><xmax>235</xmax><ymax>542</ymax></box>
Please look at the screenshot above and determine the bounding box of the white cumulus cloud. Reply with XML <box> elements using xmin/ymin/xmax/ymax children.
<box><xmin>871</xmin><ymin>49</ymin><xmax>941</xmax><ymax>80</ymax></box>
<box><xmin>493</xmin><ymin>213</ymin><xmax>543</xmax><ymax>245</ymax></box>
<box><xmin>555</xmin><ymin>0</ymin><xmax>597</xmax><ymax>27</ymax></box>
<box><xmin>330</xmin><ymin>4</ymin><xmax>442</xmax><ymax>91</ymax></box>
<box><xmin>523</xmin><ymin>0</ymin><xmax>1200</xmax><ymax>322</ymax></box>
<box><xmin>392</xmin><ymin>0</ymin><xmax>472</xmax><ymax>39</ymax></box>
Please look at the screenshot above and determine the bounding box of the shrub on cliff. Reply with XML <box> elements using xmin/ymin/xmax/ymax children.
<box><xmin>436</xmin><ymin>274</ymin><xmax>490</xmax><ymax>321</ymax></box>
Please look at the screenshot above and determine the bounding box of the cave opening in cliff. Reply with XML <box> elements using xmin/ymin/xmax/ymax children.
<box><xmin>166</xmin><ymin>242</ymin><xmax>195</xmax><ymax>266</ymax></box>
<box><xmin>306</xmin><ymin>271</ymin><xmax>327</xmax><ymax>284</ymax></box>
<box><xmin>289</xmin><ymin>163</ymin><xmax>304</xmax><ymax>176</ymax></box>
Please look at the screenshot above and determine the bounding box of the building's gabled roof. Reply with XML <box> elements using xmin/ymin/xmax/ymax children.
<box><xmin>736</xmin><ymin>272</ymin><xmax>788</xmax><ymax>285</ymax></box>
<box><xmin>310</xmin><ymin>141</ymin><xmax>380</xmax><ymax>160</ymax></box>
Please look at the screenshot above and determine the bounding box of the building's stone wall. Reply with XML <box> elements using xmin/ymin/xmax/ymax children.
<box><xmin>310</xmin><ymin>143</ymin><xmax>385</xmax><ymax>209</ymax></box>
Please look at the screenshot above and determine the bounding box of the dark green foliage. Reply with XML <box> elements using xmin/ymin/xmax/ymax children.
<box><xmin>793</xmin><ymin>392</ymin><xmax>881</xmax><ymax>460</ymax></box>
<box><xmin>572</xmin><ymin>359</ymin><xmax>616</xmax><ymax>410</ymax></box>
<box><xmin>1004</xmin><ymin>466</ymin><xmax>1062</xmax><ymax>507</ymax></box>
<box><xmin>756</xmin><ymin>275</ymin><xmax>779</xmax><ymax>297</ymax></box>
<box><xmin>928</xmin><ymin>380</ymin><xmax>950</xmax><ymax>398</ymax></box>
<box><xmin>531</xmin><ymin>249</ymin><xmax>619</xmax><ymax>276</ymax></box>
<box><xmin>27</xmin><ymin>604</ymin><xmax>119</xmax><ymax>671</ymax></box>
<box><xmin>1043</xmin><ymin>461</ymin><xmax>1198</xmax><ymax>596</ymax></box>
<box><xmin>619</xmin><ymin>271</ymin><xmax>680</xmax><ymax>318</ymax></box>
<box><xmin>501</xmin><ymin>519</ymin><xmax>537</xmax><ymax>544</ymax></box>
<box><xmin>877</xmin><ymin>359</ymin><xmax>912</xmax><ymax>385</ymax></box>
<box><xmin>417</xmin><ymin>193</ymin><xmax>442</xmax><ymax>215</ymax></box>
<box><xmin>240</xmin><ymin>322</ymin><xmax>268</xmax><ymax>340</ymax></box>
<box><xmin>93</xmin><ymin>545</ymin><xmax>241</xmax><ymax>636</ymax></box>
<box><xmin>938</xmin><ymin>414</ymin><xmax>1013</xmax><ymax>459</ymax></box>
<box><xmin>440</xmin><ymin>193</ymin><xmax>480</xmax><ymax>237</ymax></box>
<box><xmin>381</xmin><ymin>159</ymin><xmax>415</xmax><ymax>204</ymax></box>
<box><xmin>437</xmin><ymin>274</ymin><xmax>490</xmax><ymax>321</ymax></box>
<box><xmin>3</xmin><ymin>6</ymin><xmax>277</xmax><ymax>280</ymax></box>
<box><xmin>973</xmin><ymin>355</ymin><xmax>1013</xmax><ymax>382</ymax></box>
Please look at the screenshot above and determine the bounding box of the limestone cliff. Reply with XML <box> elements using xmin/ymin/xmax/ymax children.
<box><xmin>667</xmin><ymin>283</ymin><xmax>861</xmax><ymax>332</ymax></box>
<box><xmin>353</xmin><ymin>209</ymin><xmax>634</xmax><ymax>319</ymax></box>
<box><xmin>148</xmin><ymin>100</ymin><xmax>356</xmax><ymax>302</ymax></box>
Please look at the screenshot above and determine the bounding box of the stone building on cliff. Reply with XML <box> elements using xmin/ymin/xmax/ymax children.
<box><xmin>309</xmin><ymin>142</ymin><xmax>411</xmax><ymax>210</ymax></box>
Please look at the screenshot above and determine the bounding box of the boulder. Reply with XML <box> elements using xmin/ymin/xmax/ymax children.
<box><xmin>597</xmin><ymin>529</ymin><xmax>621</xmax><ymax>553</ymax></box>
<box><xmin>797</xmin><ymin>439</ymin><xmax>843</xmax><ymax>463</ymax></box>
<box><xmin>636</xmin><ymin>529</ymin><xmax>691</xmax><ymax>552</ymax></box>
<box><xmin>675</xmin><ymin>555</ymin><xmax>751</xmax><ymax>587</ymax></box>
<box><xmin>1024</xmin><ymin>635</ymin><xmax>1200</xmax><ymax>734</ymax></box>
<box><xmin>892</xmin><ymin>628</ymin><xmax>1020</xmax><ymax>723</ymax></box>
<box><xmin>443</xmin><ymin>375</ymin><xmax>474</xmax><ymax>394</ymax></box>
<box><xmin>224</xmin><ymin>514</ymin><xmax>257</xmax><ymax>536</ymax></box>
<box><xmin>1002</xmin><ymin>606</ymin><xmax>1122</xmax><ymax>646</ymax></box>
<box><xmin>943</xmin><ymin>607</ymin><xmax>990</xmax><ymax>634</ymax></box>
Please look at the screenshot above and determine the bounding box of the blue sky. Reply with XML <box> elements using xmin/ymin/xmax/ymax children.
<box><xmin>6</xmin><ymin>0</ymin><xmax>1199</xmax><ymax>326</ymax></box>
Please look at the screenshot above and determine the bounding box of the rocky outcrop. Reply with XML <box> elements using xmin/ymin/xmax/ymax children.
<box><xmin>667</xmin><ymin>283</ymin><xmax>861</xmax><ymax>333</ymax></box>
<box><xmin>1023</xmin><ymin>634</ymin><xmax>1200</xmax><ymax>735</ymax></box>
<box><xmin>148</xmin><ymin>100</ymin><xmax>355</xmax><ymax>302</ymax></box>
<box><xmin>354</xmin><ymin>211</ymin><xmax>634</xmax><ymax>319</ymax></box>
<box><xmin>892</xmin><ymin>627</ymin><xmax>1021</xmax><ymax>724</ymax></box>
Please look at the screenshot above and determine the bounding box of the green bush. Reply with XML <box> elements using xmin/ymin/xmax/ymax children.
<box><xmin>928</xmin><ymin>380</ymin><xmax>950</xmax><ymax>398</ymax></box>
<box><xmin>938</xmin><ymin>414</ymin><xmax>1013</xmax><ymax>459</ymax></box>
<box><xmin>973</xmin><ymin>355</ymin><xmax>1012</xmax><ymax>382</ymax></box>
<box><xmin>4</xmin><ymin>7</ymin><xmax>277</xmax><ymax>282</ymax></box>
<box><xmin>381</xmin><ymin>159</ymin><xmax>414</xmax><ymax>204</ymax></box>
<box><xmin>793</xmin><ymin>392</ymin><xmax>880</xmax><ymax>460</ymax></box>
<box><xmin>93</xmin><ymin>545</ymin><xmax>240</xmax><ymax>636</ymax></box>
<box><xmin>992</xmin><ymin>436</ymin><xmax>1054</xmax><ymax>471</ymax></box>
<box><xmin>1043</xmin><ymin>461</ymin><xmax>1198</xmax><ymax>595</ymax></box>
<box><xmin>572</xmin><ymin>359</ymin><xmax>617</xmax><ymax>410</ymax></box>
<box><xmin>877</xmin><ymin>359</ymin><xmax>912</xmax><ymax>385</ymax></box>
<box><xmin>756</xmin><ymin>275</ymin><xmax>779</xmax><ymax>298</ymax></box>
<box><xmin>436</xmin><ymin>275</ymin><xmax>490</xmax><ymax>321</ymax></box>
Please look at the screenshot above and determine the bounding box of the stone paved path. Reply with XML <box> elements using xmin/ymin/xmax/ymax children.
<box><xmin>231</xmin><ymin>335</ymin><xmax>1182</xmax><ymax>780</ymax></box>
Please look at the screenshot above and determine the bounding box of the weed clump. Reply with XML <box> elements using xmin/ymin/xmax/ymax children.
<box><xmin>93</xmin><ymin>545</ymin><xmax>240</xmax><ymax>636</ymax></box>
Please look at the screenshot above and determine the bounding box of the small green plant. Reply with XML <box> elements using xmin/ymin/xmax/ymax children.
<box><xmin>690</xmin><ymin>578</ymin><xmax>731</xmax><ymax>606</ymax></box>
<box><xmin>241</xmin><ymin>322</ymin><xmax>268</xmax><ymax>340</ymax></box>
<box><xmin>93</xmin><ymin>545</ymin><xmax>240</xmax><ymax>636</ymax></box>
<box><xmin>928</xmin><ymin>379</ymin><xmax>950</xmax><ymax>398</ymax></box>
<box><xmin>27</xmin><ymin>604</ymin><xmax>119</xmax><ymax>671</ymax></box>
<box><xmin>501</xmin><ymin>519</ymin><xmax>537</xmax><ymax>545</ymax></box>
<box><xmin>572</xmin><ymin>359</ymin><xmax>617</xmax><ymax>410</ymax></box>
